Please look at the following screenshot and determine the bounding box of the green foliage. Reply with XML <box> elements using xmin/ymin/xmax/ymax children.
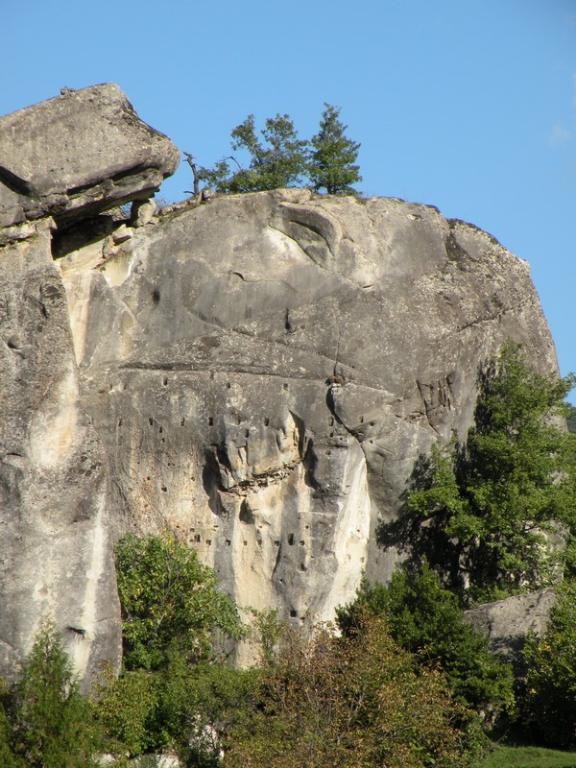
<box><xmin>337</xmin><ymin>565</ymin><xmax>515</xmax><ymax>721</ymax></box>
<box><xmin>10</xmin><ymin>623</ymin><xmax>100</xmax><ymax>768</ymax></box>
<box><xmin>207</xmin><ymin>113</ymin><xmax>309</xmax><ymax>192</ymax></box>
<box><xmin>567</xmin><ymin>404</ymin><xmax>576</xmax><ymax>434</ymax></box>
<box><xmin>402</xmin><ymin>343</ymin><xmax>576</xmax><ymax>601</ymax></box>
<box><xmin>224</xmin><ymin>614</ymin><xmax>482</xmax><ymax>768</ymax></box>
<box><xmin>250</xmin><ymin>608</ymin><xmax>287</xmax><ymax>667</ymax></box>
<box><xmin>94</xmin><ymin>651</ymin><xmax>259</xmax><ymax>766</ymax></box>
<box><xmin>93</xmin><ymin>667</ymin><xmax>159</xmax><ymax>757</ymax></box>
<box><xmin>522</xmin><ymin>579</ymin><xmax>576</xmax><ymax>748</ymax></box>
<box><xmin>0</xmin><ymin>687</ymin><xmax>22</xmax><ymax>768</ymax></box>
<box><xmin>200</xmin><ymin>104</ymin><xmax>361</xmax><ymax>195</ymax></box>
<box><xmin>94</xmin><ymin>534</ymin><xmax>251</xmax><ymax>762</ymax></box>
<box><xmin>115</xmin><ymin>533</ymin><xmax>243</xmax><ymax>671</ymax></box>
<box><xmin>308</xmin><ymin>103</ymin><xmax>361</xmax><ymax>194</ymax></box>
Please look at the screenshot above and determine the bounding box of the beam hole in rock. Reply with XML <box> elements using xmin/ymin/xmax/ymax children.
<box><xmin>239</xmin><ymin>499</ymin><xmax>255</xmax><ymax>524</ymax></box>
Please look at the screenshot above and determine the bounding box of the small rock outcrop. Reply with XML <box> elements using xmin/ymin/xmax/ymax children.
<box><xmin>465</xmin><ymin>589</ymin><xmax>556</xmax><ymax>667</ymax></box>
<box><xmin>0</xmin><ymin>85</ymin><xmax>560</xmax><ymax>680</ymax></box>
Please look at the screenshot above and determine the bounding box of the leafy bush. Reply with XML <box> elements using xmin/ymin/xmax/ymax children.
<box><xmin>224</xmin><ymin>614</ymin><xmax>483</xmax><ymax>768</ymax></box>
<box><xmin>523</xmin><ymin>579</ymin><xmax>576</xmax><ymax>748</ymax></box>
<box><xmin>95</xmin><ymin>651</ymin><xmax>259</xmax><ymax>765</ymax></box>
<box><xmin>10</xmin><ymin>623</ymin><xmax>100</xmax><ymax>768</ymax></box>
<box><xmin>115</xmin><ymin>533</ymin><xmax>243</xmax><ymax>671</ymax></box>
<box><xmin>93</xmin><ymin>667</ymin><xmax>159</xmax><ymax>758</ymax></box>
<box><xmin>94</xmin><ymin>534</ymin><xmax>251</xmax><ymax>762</ymax></box>
<box><xmin>337</xmin><ymin>564</ymin><xmax>515</xmax><ymax>722</ymax></box>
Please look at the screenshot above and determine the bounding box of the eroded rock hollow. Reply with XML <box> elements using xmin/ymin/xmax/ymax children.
<box><xmin>0</xmin><ymin>85</ymin><xmax>558</xmax><ymax>679</ymax></box>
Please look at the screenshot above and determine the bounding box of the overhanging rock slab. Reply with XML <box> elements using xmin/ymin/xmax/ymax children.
<box><xmin>0</xmin><ymin>84</ymin><xmax>179</xmax><ymax>227</ymax></box>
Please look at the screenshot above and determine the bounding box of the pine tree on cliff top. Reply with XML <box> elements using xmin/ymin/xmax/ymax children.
<box><xmin>308</xmin><ymin>103</ymin><xmax>362</xmax><ymax>195</ymax></box>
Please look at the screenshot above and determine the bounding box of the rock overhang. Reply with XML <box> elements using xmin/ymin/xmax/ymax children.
<box><xmin>0</xmin><ymin>83</ymin><xmax>179</xmax><ymax>228</ymax></box>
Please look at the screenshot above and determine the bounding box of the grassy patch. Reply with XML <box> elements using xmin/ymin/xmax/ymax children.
<box><xmin>478</xmin><ymin>744</ymin><xmax>576</xmax><ymax>768</ymax></box>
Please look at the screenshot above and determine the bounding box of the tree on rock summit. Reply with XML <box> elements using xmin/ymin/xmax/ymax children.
<box><xmin>308</xmin><ymin>103</ymin><xmax>362</xmax><ymax>194</ymax></box>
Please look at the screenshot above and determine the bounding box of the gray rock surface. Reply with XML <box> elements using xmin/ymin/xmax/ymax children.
<box><xmin>0</xmin><ymin>218</ymin><xmax>121</xmax><ymax>687</ymax></box>
<box><xmin>465</xmin><ymin>588</ymin><xmax>556</xmax><ymax>664</ymax></box>
<box><xmin>0</xmin><ymin>86</ymin><xmax>560</xmax><ymax>679</ymax></box>
<box><xmin>58</xmin><ymin>188</ymin><xmax>557</xmax><ymax>656</ymax></box>
<box><xmin>0</xmin><ymin>84</ymin><xmax>179</xmax><ymax>228</ymax></box>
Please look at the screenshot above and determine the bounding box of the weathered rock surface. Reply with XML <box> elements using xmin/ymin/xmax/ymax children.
<box><xmin>0</xmin><ymin>84</ymin><xmax>179</xmax><ymax>228</ymax></box>
<box><xmin>0</xmin><ymin>85</ymin><xmax>560</xmax><ymax>679</ymax></box>
<box><xmin>465</xmin><ymin>589</ymin><xmax>556</xmax><ymax>665</ymax></box>
<box><xmin>58</xmin><ymin>188</ymin><xmax>557</xmax><ymax>653</ymax></box>
<box><xmin>0</xmin><ymin>218</ymin><xmax>121</xmax><ymax>687</ymax></box>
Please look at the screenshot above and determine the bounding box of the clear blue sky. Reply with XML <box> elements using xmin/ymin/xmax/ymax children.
<box><xmin>2</xmin><ymin>0</ymin><xmax>575</xmax><ymax>400</ymax></box>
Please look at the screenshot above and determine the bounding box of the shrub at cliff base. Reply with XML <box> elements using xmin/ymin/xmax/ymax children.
<box><xmin>337</xmin><ymin>564</ymin><xmax>515</xmax><ymax>723</ymax></box>
<box><xmin>523</xmin><ymin>579</ymin><xmax>576</xmax><ymax>748</ymax></box>
<box><xmin>93</xmin><ymin>534</ymin><xmax>251</xmax><ymax>763</ymax></box>
<box><xmin>115</xmin><ymin>534</ymin><xmax>244</xmax><ymax>671</ymax></box>
<box><xmin>5</xmin><ymin>623</ymin><xmax>100</xmax><ymax>768</ymax></box>
<box><xmin>223</xmin><ymin>615</ymin><xmax>483</xmax><ymax>768</ymax></box>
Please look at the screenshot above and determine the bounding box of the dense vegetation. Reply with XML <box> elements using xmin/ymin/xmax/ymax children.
<box><xmin>383</xmin><ymin>342</ymin><xmax>576</xmax><ymax>603</ymax></box>
<box><xmin>0</xmin><ymin>343</ymin><xmax>574</xmax><ymax>765</ymax></box>
<box><xmin>337</xmin><ymin>564</ymin><xmax>515</xmax><ymax>722</ymax></box>
<box><xmin>193</xmin><ymin>103</ymin><xmax>362</xmax><ymax>195</ymax></box>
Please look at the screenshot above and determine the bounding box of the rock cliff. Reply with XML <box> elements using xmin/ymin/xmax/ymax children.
<box><xmin>0</xmin><ymin>85</ymin><xmax>558</xmax><ymax>679</ymax></box>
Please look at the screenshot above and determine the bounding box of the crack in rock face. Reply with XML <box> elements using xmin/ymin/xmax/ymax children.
<box><xmin>0</xmin><ymin>86</ymin><xmax>560</xmax><ymax>680</ymax></box>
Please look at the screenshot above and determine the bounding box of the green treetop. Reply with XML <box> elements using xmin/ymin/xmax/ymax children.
<box><xmin>204</xmin><ymin>113</ymin><xmax>309</xmax><ymax>193</ymax></box>
<box><xmin>197</xmin><ymin>104</ymin><xmax>362</xmax><ymax>195</ymax></box>
<box><xmin>115</xmin><ymin>534</ymin><xmax>243</xmax><ymax>671</ymax></box>
<box><xmin>308</xmin><ymin>103</ymin><xmax>362</xmax><ymax>194</ymax></box>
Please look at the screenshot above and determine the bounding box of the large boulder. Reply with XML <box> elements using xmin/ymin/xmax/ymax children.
<box><xmin>0</xmin><ymin>84</ymin><xmax>179</xmax><ymax>228</ymax></box>
<box><xmin>58</xmin><ymin>188</ymin><xmax>557</xmax><ymax>646</ymax></box>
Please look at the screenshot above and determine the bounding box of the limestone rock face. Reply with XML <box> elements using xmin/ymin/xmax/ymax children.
<box><xmin>0</xmin><ymin>85</ymin><xmax>560</xmax><ymax>679</ymax></box>
<box><xmin>0</xmin><ymin>219</ymin><xmax>121</xmax><ymax>687</ymax></box>
<box><xmin>0</xmin><ymin>84</ymin><xmax>179</xmax><ymax>228</ymax></box>
<box><xmin>58</xmin><ymin>189</ymin><xmax>557</xmax><ymax>645</ymax></box>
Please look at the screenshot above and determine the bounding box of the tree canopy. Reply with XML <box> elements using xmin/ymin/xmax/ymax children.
<box><xmin>224</xmin><ymin>614</ymin><xmax>480</xmax><ymax>768</ymax></box>
<box><xmin>308</xmin><ymin>103</ymin><xmax>362</xmax><ymax>194</ymax></box>
<box><xmin>197</xmin><ymin>104</ymin><xmax>362</xmax><ymax>195</ymax></box>
<box><xmin>115</xmin><ymin>534</ymin><xmax>243</xmax><ymax>671</ymax></box>
<box><xmin>337</xmin><ymin>564</ymin><xmax>514</xmax><ymax>721</ymax></box>
<box><xmin>400</xmin><ymin>343</ymin><xmax>576</xmax><ymax>602</ymax></box>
